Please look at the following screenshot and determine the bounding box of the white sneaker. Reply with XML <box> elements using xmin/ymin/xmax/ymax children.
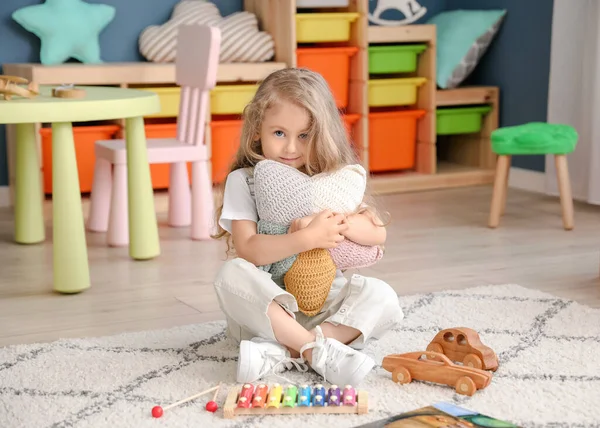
<box><xmin>237</xmin><ymin>337</ymin><xmax>308</xmax><ymax>383</ymax></box>
<box><xmin>300</xmin><ymin>326</ymin><xmax>375</xmax><ymax>386</ymax></box>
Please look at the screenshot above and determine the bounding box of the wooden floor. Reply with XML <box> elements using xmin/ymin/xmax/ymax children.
<box><xmin>1</xmin><ymin>184</ymin><xmax>599</xmax><ymax>347</ymax></box>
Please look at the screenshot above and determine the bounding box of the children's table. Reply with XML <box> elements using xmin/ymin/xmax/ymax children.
<box><xmin>0</xmin><ymin>85</ymin><xmax>161</xmax><ymax>294</ymax></box>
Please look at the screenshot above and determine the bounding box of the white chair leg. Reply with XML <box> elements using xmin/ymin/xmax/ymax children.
<box><xmin>87</xmin><ymin>157</ymin><xmax>112</xmax><ymax>232</ymax></box>
<box><xmin>168</xmin><ymin>162</ymin><xmax>191</xmax><ymax>227</ymax></box>
<box><xmin>107</xmin><ymin>164</ymin><xmax>129</xmax><ymax>246</ymax></box>
<box><xmin>190</xmin><ymin>160</ymin><xmax>214</xmax><ymax>240</ymax></box>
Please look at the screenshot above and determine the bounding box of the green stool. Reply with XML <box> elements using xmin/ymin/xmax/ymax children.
<box><xmin>489</xmin><ymin>122</ymin><xmax>578</xmax><ymax>230</ymax></box>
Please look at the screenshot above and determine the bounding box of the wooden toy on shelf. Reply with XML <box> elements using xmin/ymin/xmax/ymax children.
<box><xmin>382</xmin><ymin>351</ymin><xmax>493</xmax><ymax>396</ymax></box>
<box><xmin>427</xmin><ymin>327</ymin><xmax>499</xmax><ymax>371</ymax></box>
<box><xmin>0</xmin><ymin>75</ymin><xmax>39</xmax><ymax>100</ymax></box>
<box><xmin>223</xmin><ymin>383</ymin><xmax>368</xmax><ymax>419</ymax></box>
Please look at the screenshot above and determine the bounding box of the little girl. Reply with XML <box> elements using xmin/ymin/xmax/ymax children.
<box><xmin>212</xmin><ymin>68</ymin><xmax>404</xmax><ymax>387</ymax></box>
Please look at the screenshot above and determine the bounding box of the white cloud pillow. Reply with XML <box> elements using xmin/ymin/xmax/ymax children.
<box><xmin>139</xmin><ymin>0</ymin><xmax>275</xmax><ymax>63</ymax></box>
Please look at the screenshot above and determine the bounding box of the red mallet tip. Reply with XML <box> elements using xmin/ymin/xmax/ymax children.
<box><xmin>205</xmin><ymin>401</ymin><xmax>218</xmax><ymax>413</ymax></box>
<box><xmin>151</xmin><ymin>406</ymin><xmax>164</xmax><ymax>418</ymax></box>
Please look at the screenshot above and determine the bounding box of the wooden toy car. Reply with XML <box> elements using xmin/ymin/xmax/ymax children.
<box><xmin>382</xmin><ymin>351</ymin><xmax>492</xmax><ymax>396</ymax></box>
<box><xmin>427</xmin><ymin>327</ymin><xmax>498</xmax><ymax>371</ymax></box>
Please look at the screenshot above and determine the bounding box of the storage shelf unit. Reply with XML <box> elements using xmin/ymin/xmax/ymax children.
<box><xmin>366</xmin><ymin>21</ymin><xmax>434</xmax><ymax>186</ymax></box>
<box><xmin>2</xmin><ymin>0</ymin><xmax>499</xmax><ymax>204</ymax></box>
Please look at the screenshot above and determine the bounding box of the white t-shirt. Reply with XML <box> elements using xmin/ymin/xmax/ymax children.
<box><xmin>219</xmin><ymin>168</ymin><xmax>257</xmax><ymax>234</ymax></box>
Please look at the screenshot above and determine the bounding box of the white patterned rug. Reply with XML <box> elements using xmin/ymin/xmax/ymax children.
<box><xmin>1</xmin><ymin>284</ymin><xmax>599</xmax><ymax>428</ymax></box>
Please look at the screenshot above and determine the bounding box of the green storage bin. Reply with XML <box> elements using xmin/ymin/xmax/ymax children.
<box><xmin>368</xmin><ymin>44</ymin><xmax>427</xmax><ymax>74</ymax></box>
<box><xmin>436</xmin><ymin>105</ymin><xmax>492</xmax><ymax>135</ymax></box>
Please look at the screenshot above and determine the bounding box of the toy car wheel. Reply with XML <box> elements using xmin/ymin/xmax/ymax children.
<box><xmin>455</xmin><ymin>376</ymin><xmax>477</xmax><ymax>396</ymax></box>
<box><xmin>392</xmin><ymin>366</ymin><xmax>412</xmax><ymax>384</ymax></box>
<box><xmin>463</xmin><ymin>353</ymin><xmax>483</xmax><ymax>369</ymax></box>
<box><xmin>426</xmin><ymin>342</ymin><xmax>443</xmax><ymax>358</ymax></box>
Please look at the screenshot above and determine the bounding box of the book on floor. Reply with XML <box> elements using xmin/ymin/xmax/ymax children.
<box><xmin>353</xmin><ymin>402</ymin><xmax>521</xmax><ymax>428</ymax></box>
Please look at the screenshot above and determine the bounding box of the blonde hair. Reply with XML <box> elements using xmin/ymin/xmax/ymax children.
<box><xmin>212</xmin><ymin>68</ymin><xmax>388</xmax><ymax>254</ymax></box>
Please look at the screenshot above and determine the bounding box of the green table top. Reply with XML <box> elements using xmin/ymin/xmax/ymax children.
<box><xmin>0</xmin><ymin>85</ymin><xmax>160</xmax><ymax>124</ymax></box>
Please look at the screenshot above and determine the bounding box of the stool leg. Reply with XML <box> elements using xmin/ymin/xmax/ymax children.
<box><xmin>489</xmin><ymin>155</ymin><xmax>510</xmax><ymax>228</ymax></box>
<box><xmin>500</xmin><ymin>155</ymin><xmax>511</xmax><ymax>216</ymax></box>
<box><xmin>554</xmin><ymin>154</ymin><xmax>574</xmax><ymax>230</ymax></box>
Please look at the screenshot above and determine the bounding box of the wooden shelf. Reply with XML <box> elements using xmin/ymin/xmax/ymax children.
<box><xmin>369</xmin><ymin>162</ymin><xmax>495</xmax><ymax>195</ymax></box>
<box><xmin>1</xmin><ymin>1</ymin><xmax>501</xmax><ymax>205</ymax></box>
<box><xmin>368</xmin><ymin>24</ymin><xmax>436</xmax><ymax>44</ymax></box>
<box><xmin>437</xmin><ymin>86</ymin><xmax>498</xmax><ymax>107</ymax></box>
<box><xmin>3</xmin><ymin>62</ymin><xmax>287</xmax><ymax>85</ymax></box>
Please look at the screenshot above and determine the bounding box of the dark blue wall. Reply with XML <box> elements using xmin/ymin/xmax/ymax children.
<box><xmin>443</xmin><ymin>0</ymin><xmax>554</xmax><ymax>172</ymax></box>
<box><xmin>0</xmin><ymin>0</ymin><xmax>243</xmax><ymax>186</ymax></box>
<box><xmin>0</xmin><ymin>0</ymin><xmax>552</xmax><ymax>185</ymax></box>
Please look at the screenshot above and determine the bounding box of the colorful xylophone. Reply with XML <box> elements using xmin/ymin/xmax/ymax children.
<box><xmin>223</xmin><ymin>383</ymin><xmax>369</xmax><ymax>419</ymax></box>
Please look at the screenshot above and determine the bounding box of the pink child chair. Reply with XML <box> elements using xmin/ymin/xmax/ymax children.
<box><xmin>87</xmin><ymin>24</ymin><xmax>221</xmax><ymax>246</ymax></box>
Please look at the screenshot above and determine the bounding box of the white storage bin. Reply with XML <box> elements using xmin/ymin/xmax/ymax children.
<box><xmin>297</xmin><ymin>0</ymin><xmax>349</xmax><ymax>8</ymax></box>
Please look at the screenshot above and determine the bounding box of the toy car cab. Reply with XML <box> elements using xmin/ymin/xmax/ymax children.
<box><xmin>427</xmin><ymin>327</ymin><xmax>498</xmax><ymax>371</ymax></box>
<box><xmin>382</xmin><ymin>351</ymin><xmax>492</xmax><ymax>396</ymax></box>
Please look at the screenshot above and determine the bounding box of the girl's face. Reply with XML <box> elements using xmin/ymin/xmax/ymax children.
<box><xmin>258</xmin><ymin>100</ymin><xmax>310</xmax><ymax>170</ymax></box>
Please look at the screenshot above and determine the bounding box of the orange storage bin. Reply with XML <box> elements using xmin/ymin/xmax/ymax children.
<box><xmin>41</xmin><ymin>125</ymin><xmax>121</xmax><ymax>194</ymax></box>
<box><xmin>211</xmin><ymin>118</ymin><xmax>243</xmax><ymax>184</ymax></box>
<box><xmin>342</xmin><ymin>113</ymin><xmax>361</xmax><ymax>137</ymax></box>
<box><xmin>342</xmin><ymin>113</ymin><xmax>361</xmax><ymax>157</ymax></box>
<box><xmin>368</xmin><ymin>110</ymin><xmax>426</xmax><ymax>172</ymax></box>
<box><xmin>296</xmin><ymin>47</ymin><xmax>358</xmax><ymax>108</ymax></box>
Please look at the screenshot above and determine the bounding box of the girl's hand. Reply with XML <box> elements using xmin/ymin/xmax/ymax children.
<box><xmin>289</xmin><ymin>214</ymin><xmax>317</xmax><ymax>234</ymax></box>
<box><xmin>303</xmin><ymin>209</ymin><xmax>349</xmax><ymax>249</ymax></box>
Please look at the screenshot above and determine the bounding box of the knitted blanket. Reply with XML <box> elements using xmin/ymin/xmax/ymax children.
<box><xmin>254</xmin><ymin>160</ymin><xmax>383</xmax><ymax>315</ymax></box>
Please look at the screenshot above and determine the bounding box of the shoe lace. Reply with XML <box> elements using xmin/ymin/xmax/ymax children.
<box><xmin>256</xmin><ymin>350</ymin><xmax>309</xmax><ymax>385</ymax></box>
<box><xmin>300</xmin><ymin>326</ymin><xmax>356</xmax><ymax>385</ymax></box>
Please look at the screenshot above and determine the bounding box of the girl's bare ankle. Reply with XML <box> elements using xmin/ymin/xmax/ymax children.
<box><xmin>301</xmin><ymin>348</ymin><xmax>313</xmax><ymax>364</ymax></box>
<box><xmin>300</xmin><ymin>330</ymin><xmax>318</xmax><ymax>363</ymax></box>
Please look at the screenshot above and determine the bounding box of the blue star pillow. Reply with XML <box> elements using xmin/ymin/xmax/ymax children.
<box><xmin>12</xmin><ymin>0</ymin><xmax>116</xmax><ymax>65</ymax></box>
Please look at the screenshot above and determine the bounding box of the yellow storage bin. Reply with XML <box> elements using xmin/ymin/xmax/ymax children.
<box><xmin>210</xmin><ymin>84</ymin><xmax>258</xmax><ymax>115</ymax></box>
<box><xmin>137</xmin><ymin>87</ymin><xmax>181</xmax><ymax>118</ymax></box>
<box><xmin>296</xmin><ymin>13</ymin><xmax>360</xmax><ymax>43</ymax></box>
<box><xmin>368</xmin><ymin>77</ymin><xmax>427</xmax><ymax>107</ymax></box>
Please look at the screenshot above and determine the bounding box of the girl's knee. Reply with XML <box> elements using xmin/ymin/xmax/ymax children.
<box><xmin>214</xmin><ymin>257</ymin><xmax>298</xmax><ymax>316</ymax></box>
<box><xmin>214</xmin><ymin>257</ymin><xmax>255</xmax><ymax>288</ymax></box>
<box><xmin>363</xmin><ymin>276</ymin><xmax>400</xmax><ymax>307</ymax></box>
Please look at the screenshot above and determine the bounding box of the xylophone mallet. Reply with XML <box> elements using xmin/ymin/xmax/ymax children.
<box><xmin>205</xmin><ymin>383</ymin><xmax>221</xmax><ymax>413</ymax></box>
<box><xmin>151</xmin><ymin>384</ymin><xmax>221</xmax><ymax>418</ymax></box>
